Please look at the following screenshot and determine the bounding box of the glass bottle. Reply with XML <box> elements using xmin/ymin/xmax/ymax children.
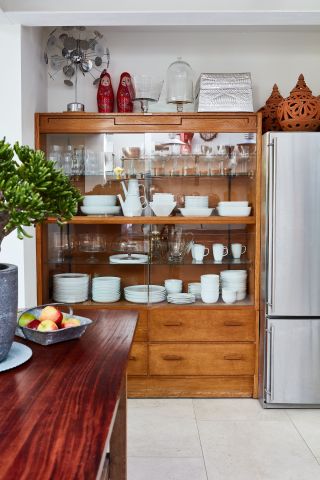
<box><xmin>62</xmin><ymin>145</ymin><xmax>73</xmax><ymax>176</ymax></box>
<box><xmin>48</xmin><ymin>145</ymin><xmax>62</xmax><ymax>170</ymax></box>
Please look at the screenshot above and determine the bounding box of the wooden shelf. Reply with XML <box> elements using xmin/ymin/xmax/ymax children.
<box><xmin>58</xmin><ymin>299</ymin><xmax>255</xmax><ymax>310</ymax></box>
<box><xmin>47</xmin><ymin>215</ymin><xmax>256</xmax><ymax>225</ymax></box>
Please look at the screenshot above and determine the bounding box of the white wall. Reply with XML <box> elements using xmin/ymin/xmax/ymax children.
<box><xmin>46</xmin><ymin>27</ymin><xmax>320</xmax><ymax>114</ymax></box>
<box><xmin>0</xmin><ymin>25</ymin><xmax>46</xmax><ymax>308</ymax></box>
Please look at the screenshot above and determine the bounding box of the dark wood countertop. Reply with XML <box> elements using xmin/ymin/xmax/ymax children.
<box><xmin>0</xmin><ymin>309</ymin><xmax>138</xmax><ymax>480</ymax></box>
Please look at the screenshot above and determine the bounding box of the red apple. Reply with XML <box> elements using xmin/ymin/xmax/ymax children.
<box><xmin>26</xmin><ymin>319</ymin><xmax>41</xmax><ymax>330</ymax></box>
<box><xmin>39</xmin><ymin>306</ymin><xmax>63</xmax><ymax>326</ymax></box>
<box><xmin>61</xmin><ymin>318</ymin><xmax>81</xmax><ymax>329</ymax></box>
<box><xmin>37</xmin><ymin>320</ymin><xmax>59</xmax><ymax>332</ymax></box>
<box><xmin>18</xmin><ymin>312</ymin><xmax>36</xmax><ymax>327</ymax></box>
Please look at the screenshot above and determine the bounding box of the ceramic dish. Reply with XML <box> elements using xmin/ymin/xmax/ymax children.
<box><xmin>83</xmin><ymin>195</ymin><xmax>117</xmax><ymax>206</ymax></box>
<box><xmin>109</xmin><ymin>254</ymin><xmax>148</xmax><ymax>264</ymax></box>
<box><xmin>217</xmin><ymin>206</ymin><xmax>251</xmax><ymax>217</ymax></box>
<box><xmin>0</xmin><ymin>342</ymin><xmax>32</xmax><ymax>372</ymax></box>
<box><xmin>81</xmin><ymin>206</ymin><xmax>121</xmax><ymax>215</ymax></box>
<box><xmin>179</xmin><ymin>208</ymin><xmax>213</xmax><ymax>217</ymax></box>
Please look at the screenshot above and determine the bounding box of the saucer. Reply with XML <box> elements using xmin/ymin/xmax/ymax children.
<box><xmin>0</xmin><ymin>342</ymin><xmax>32</xmax><ymax>372</ymax></box>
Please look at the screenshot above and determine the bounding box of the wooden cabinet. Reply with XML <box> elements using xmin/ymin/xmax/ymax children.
<box><xmin>35</xmin><ymin>112</ymin><xmax>261</xmax><ymax>398</ymax></box>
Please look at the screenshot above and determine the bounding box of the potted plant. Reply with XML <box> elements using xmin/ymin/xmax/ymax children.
<box><xmin>0</xmin><ymin>139</ymin><xmax>82</xmax><ymax>361</ymax></box>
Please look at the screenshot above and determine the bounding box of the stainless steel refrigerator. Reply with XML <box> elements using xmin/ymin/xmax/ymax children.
<box><xmin>260</xmin><ymin>132</ymin><xmax>320</xmax><ymax>407</ymax></box>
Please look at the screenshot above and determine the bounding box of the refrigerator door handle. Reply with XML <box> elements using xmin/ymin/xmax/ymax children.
<box><xmin>265</xmin><ymin>325</ymin><xmax>275</xmax><ymax>401</ymax></box>
<box><xmin>266</xmin><ymin>138</ymin><xmax>277</xmax><ymax>312</ymax></box>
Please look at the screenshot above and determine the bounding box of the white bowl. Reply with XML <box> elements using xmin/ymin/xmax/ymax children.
<box><xmin>83</xmin><ymin>195</ymin><xmax>117</xmax><ymax>206</ymax></box>
<box><xmin>217</xmin><ymin>206</ymin><xmax>251</xmax><ymax>217</ymax></box>
<box><xmin>150</xmin><ymin>202</ymin><xmax>176</xmax><ymax>216</ymax></box>
<box><xmin>81</xmin><ymin>205</ymin><xmax>121</xmax><ymax>215</ymax></box>
<box><xmin>218</xmin><ymin>201</ymin><xmax>249</xmax><ymax>207</ymax></box>
<box><xmin>179</xmin><ymin>208</ymin><xmax>213</xmax><ymax>217</ymax></box>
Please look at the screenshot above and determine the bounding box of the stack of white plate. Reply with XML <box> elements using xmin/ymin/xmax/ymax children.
<box><xmin>92</xmin><ymin>276</ymin><xmax>121</xmax><ymax>303</ymax></box>
<box><xmin>53</xmin><ymin>273</ymin><xmax>89</xmax><ymax>303</ymax></box>
<box><xmin>81</xmin><ymin>195</ymin><xmax>121</xmax><ymax>216</ymax></box>
<box><xmin>167</xmin><ymin>293</ymin><xmax>196</xmax><ymax>304</ymax></box>
<box><xmin>188</xmin><ymin>282</ymin><xmax>201</xmax><ymax>299</ymax></box>
<box><xmin>124</xmin><ymin>285</ymin><xmax>166</xmax><ymax>304</ymax></box>
<box><xmin>220</xmin><ymin>270</ymin><xmax>247</xmax><ymax>301</ymax></box>
<box><xmin>217</xmin><ymin>201</ymin><xmax>251</xmax><ymax>217</ymax></box>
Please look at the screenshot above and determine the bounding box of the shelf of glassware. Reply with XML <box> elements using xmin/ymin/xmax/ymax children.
<box><xmin>46</xmin><ymin>216</ymin><xmax>256</xmax><ymax>225</ymax></box>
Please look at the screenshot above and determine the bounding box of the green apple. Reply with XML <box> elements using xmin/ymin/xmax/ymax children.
<box><xmin>18</xmin><ymin>312</ymin><xmax>36</xmax><ymax>327</ymax></box>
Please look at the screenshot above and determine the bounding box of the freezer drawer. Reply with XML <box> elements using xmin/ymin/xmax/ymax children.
<box><xmin>265</xmin><ymin>318</ymin><xmax>320</xmax><ymax>404</ymax></box>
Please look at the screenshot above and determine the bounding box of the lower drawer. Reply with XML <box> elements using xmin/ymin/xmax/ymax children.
<box><xmin>149</xmin><ymin>343</ymin><xmax>255</xmax><ymax>376</ymax></box>
<box><xmin>128</xmin><ymin>343</ymin><xmax>148</xmax><ymax>376</ymax></box>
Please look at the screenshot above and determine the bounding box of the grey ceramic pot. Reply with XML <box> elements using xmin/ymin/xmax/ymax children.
<box><xmin>0</xmin><ymin>264</ymin><xmax>18</xmax><ymax>361</ymax></box>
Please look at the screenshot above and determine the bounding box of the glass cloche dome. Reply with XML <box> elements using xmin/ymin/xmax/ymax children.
<box><xmin>166</xmin><ymin>57</ymin><xmax>194</xmax><ymax>112</ymax></box>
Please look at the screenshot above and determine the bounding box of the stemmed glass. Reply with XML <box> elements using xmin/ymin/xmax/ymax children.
<box><xmin>132</xmin><ymin>75</ymin><xmax>164</xmax><ymax>113</ymax></box>
<box><xmin>79</xmin><ymin>233</ymin><xmax>106</xmax><ymax>263</ymax></box>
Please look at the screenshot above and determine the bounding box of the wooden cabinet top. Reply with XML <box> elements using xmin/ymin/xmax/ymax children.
<box><xmin>0</xmin><ymin>309</ymin><xmax>138</xmax><ymax>480</ymax></box>
<box><xmin>36</xmin><ymin>112</ymin><xmax>260</xmax><ymax>134</ymax></box>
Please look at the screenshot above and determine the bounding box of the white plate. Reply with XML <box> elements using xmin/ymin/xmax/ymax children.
<box><xmin>125</xmin><ymin>285</ymin><xmax>165</xmax><ymax>293</ymax></box>
<box><xmin>81</xmin><ymin>205</ymin><xmax>121</xmax><ymax>215</ymax></box>
<box><xmin>109</xmin><ymin>254</ymin><xmax>148</xmax><ymax>264</ymax></box>
<box><xmin>0</xmin><ymin>342</ymin><xmax>32</xmax><ymax>372</ymax></box>
<box><xmin>179</xmin><ymin>208</ymin><xmax>213</xmax><ymax>217</ymax></box>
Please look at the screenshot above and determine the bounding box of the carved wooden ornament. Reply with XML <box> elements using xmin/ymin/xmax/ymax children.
<box><xmin>277</xmin><ymin>74</ymin><xmax>320</xmax><ymax>131</ymax></box>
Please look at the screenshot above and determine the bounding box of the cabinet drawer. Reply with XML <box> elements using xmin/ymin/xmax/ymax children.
<box><xmin>128</xmin><ymin>343</ymin><xmax>148</xmax><ymax>376</ymax></box>
<box><xmin>149</xmin><ymin>310</ymin><xmax>255</xmax><ymax>342</ymax></box>
<box><xmin>134</xmin><ymin>312</ymin><xmax>148</xmax><ymax>342</ymax></box>
<box><xmin>149</xmin><ymin>343</ymin><xmax>255</xmax><ymax>376</ymax></box>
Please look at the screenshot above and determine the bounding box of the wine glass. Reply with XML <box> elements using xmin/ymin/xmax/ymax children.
<box><xmin>79</xmin><ymin>233</ymin><xmax>106</xmax><ymax>263</ymax></box>
<box><xmin>132</xmin><ymin>75</ymin><xmax>163</xmax><ymax>113</ymax></box>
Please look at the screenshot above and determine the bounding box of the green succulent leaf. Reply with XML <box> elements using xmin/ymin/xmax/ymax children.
<box><xmin>0</xmin><ymin>138</ymin><xmax>83</xmax><ymax>245</ymax></box>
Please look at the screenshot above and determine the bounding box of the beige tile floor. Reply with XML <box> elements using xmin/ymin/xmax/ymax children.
<box><xmin>128</xmin><ymin>399</ymin><xmax>320</xmax><ymax>480</ymax></box>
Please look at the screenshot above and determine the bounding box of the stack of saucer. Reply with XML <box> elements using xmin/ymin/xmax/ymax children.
<box><xmin>220</xmin><ymin>270</ymin><xmax>247</xmax><ymax>301</ymax></box>
<box><xmin>92</xmin><ymin>276</ymin><xmax>121</xmax><ymax>303</ymax></box>
<box><xmin>167</xmin><ymin>293</ymin><xmax>196</xmax><ymax>304</ymax></box>
<box><xmin>53</xmin><ymin>273</ymin><xmax>89</xmax><ymax>303</ymax></box>
<box><xmin>124</xmin><ymin>285</ymin><xmax>166</xmax><ymax>304</ymax></box>
<box><xmin>187</xmin><ymin>282</ymin><xmax>201</xmax><ymax>300</ymax></box>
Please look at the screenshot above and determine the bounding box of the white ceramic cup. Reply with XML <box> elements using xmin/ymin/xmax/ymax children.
<box><xmin>201</xmin><ymin>287</ymin><xmax>219</xmax><ymax>304</ymax></box>
<box><xmin>212</xmin><ymin>244</ymin><xmax>228</xmax><ymax>262</ymax></box>
<box><xmin>222</xmin><ymin>288</ymin><xmax>237</xmax><ymax>304</ymax></box>
<box><xmin>200</xmin><ymin>274</ymin><xmax>220</xmax><ymax>284</ymax></box>
<box><xmin>193</xmin><ymin>244</ymin><xmax>209</xmax><ymax>262</ymax></box>
<box><xmin>165</xmin><ymin>279</ymin><xmax>183</xmax><ymax>294</ymax></box>
<box><xmin>231</xmin><ymin>243</ymin><xmax>247</xmax><ymax>259</ymax></box>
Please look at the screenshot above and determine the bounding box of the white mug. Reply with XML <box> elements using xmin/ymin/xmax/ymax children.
<box><xmin>231</xmin><ymin>243</ymin><xmax>247</xmax><ymax>259</ymax></box>
<box><xmin>193</xmin><ymin>244</ymin><xmax>209</xmax><ymax>262</ymax></box>
<box><xmin>212</xmin><ymin>243</ymin><xmax>228</xmax><ymax>262</ymax></box>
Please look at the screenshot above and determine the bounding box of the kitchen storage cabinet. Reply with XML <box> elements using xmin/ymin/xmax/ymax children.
<box><xmin>35</xmin><ymin>112</ymin><xmax>261</xmax><ymax>398</ymax></box>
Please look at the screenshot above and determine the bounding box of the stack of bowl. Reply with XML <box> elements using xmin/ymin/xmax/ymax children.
<box><xmin>200</xmin><ymin>274</ymin><xmax>220</xmax><ymax>304</ymax></box>
<box><xmin>80</xmin><ymin>195</ymin><xmax>121</xmax><ymax>216</ymax></box>
<box><xmin>150</xmin><ymin>193</ymin><xmax>176</xmax><ymax>216</ymax></box>
<box><xmin>179</xmin><ymin>195</ymin><xmax>213</xmax><ymax>217</ymax></box>
<box><xmin>220</xmin><ymin>270</ymin><xmax>247</xmax><ymax>301</ymax></box>
<box><xmin>217</xmin><ymin>201</ymin><xmax>251</xmax><ymax>217</ymax></box>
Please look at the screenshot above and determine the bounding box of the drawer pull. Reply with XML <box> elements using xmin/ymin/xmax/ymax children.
<box><xmin>163</xmin><ymin>322</ymin><xmax>182</xmax><ymax>327</ymax></box>
<box><xmin>224</xmin><ymin>354</ymin><xmax>244</xmax><ymax>361</ymax></box>
<box><xmin>129</xmin><ymin>355</ymin><xmax>137</xmax><ymax>361</ymax></box>
<box><xmin>224</xmin><ymin>321</ymin><xmax>244</xmax><ymax>327</ymax></box>
<box><xmin>162</xmin><ymin>355</ymin><xmax>183</xmax><ymax>361</ymax></box>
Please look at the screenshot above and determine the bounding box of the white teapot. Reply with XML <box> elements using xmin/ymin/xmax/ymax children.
<box><xmin>121</xmin><ymin>179</ymin><xmax>146</xmax><ymax>198</ymax></box>
<box><xmin>118</xmin><ymin>192</ymin><xmax>147</xmax><ymax>217</ymax></box>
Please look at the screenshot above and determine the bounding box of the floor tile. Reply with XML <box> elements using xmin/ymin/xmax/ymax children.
<box><xmin>129</xmin><ymin>398</ymin><xmax>195</xmax><ymax>418</ymax></box>
<box><xmin>193</xmin><ymin>398</ymin><xmax>287</xmax><ymax>422</ymax></box>
<box><xmin>198</xmin><ymin>419</ymin><xmax>320</xmax><ymax>480</ymax></box>
<box><xmin>286</xmin><ymin>409</ymin><xmax>320</xmax><ymax>458</ymax></box>
<box><xmin>128</xmin><ymin>457</ymin><xmax>207</xmax><ymax>480</ymax></box>
<box><xmin>128</xmin><ymin>407</ymin><xmax>202</xmax><ymax>457</ymax></box>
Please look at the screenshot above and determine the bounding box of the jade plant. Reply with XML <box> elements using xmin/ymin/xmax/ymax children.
<box><xmin>0</xmin><ymin>139</ymin><xmax>82</xmax><ymax>249</ymax></box>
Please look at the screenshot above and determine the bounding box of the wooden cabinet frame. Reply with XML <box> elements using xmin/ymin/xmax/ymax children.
<box><xmin>35</xmin><ymin>112</ymin><xmax>261</xmax><ymax>398</ymax></box>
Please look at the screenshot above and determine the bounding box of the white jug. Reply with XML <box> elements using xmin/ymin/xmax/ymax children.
<box><xmin>121</xmin><ymin>179</ymin><xmax>146</xmax><ymax>198</ymax></box>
